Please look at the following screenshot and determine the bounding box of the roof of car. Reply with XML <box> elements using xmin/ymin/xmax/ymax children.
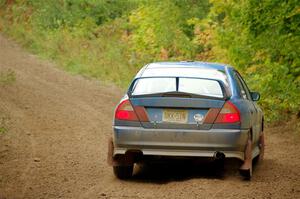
<box><xmin>145</xmin><ymin>61</ymin><xmax>228</xmax><ymax>71</ymax></box>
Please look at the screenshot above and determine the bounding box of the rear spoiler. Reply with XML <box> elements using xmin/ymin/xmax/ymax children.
<box><xmin>127</xmin><ymin>76</ymin><xmax>230</xmax><ymax>100</ymax></box>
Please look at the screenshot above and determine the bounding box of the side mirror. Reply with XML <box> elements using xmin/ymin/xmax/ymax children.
<box><xmin>250</xmin><ymin>92</ymin><xmax>260</xmax><ymax>101</ymax></box>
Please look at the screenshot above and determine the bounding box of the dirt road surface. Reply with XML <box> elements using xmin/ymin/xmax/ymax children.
<box><xmin>0</xmin><ymin>34</ymin><xmax>300</xmax><ymax>199</ymax></box>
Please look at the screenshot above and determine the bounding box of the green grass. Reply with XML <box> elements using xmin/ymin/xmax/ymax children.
<box><xmin>1</xmin><ymin>16</ymin><xmax>139</xmax><ymax>88</ymax></box>
<box><xmin>0</xmin><ymin>69</ymin><xmax>16</xmax><ymax>85</ymax></box>
<box><xmin>0</xmin><ymin>126</ymin><xmax>7</xmax><ymax>134</ymax></box>
<box><xmin>0</xmin><ymin>116</ymin><xmax>8</xmax><ymax>134</ymax></box>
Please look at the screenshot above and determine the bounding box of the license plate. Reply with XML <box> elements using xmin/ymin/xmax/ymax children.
<box><xmin>162</xmin><ymin>109</ymin><xmax>188</xmax><ymax>123</ymax></box>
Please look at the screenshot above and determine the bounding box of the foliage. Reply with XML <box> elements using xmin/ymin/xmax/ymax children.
<box><xmin>209</xmin><ymin>0</ymin><xmax>300</xmax><ymax>121</ymax></box>
<box><xmin>0</xmin><ymin>0</ymin><xmax>299</xmax><ymax>122</ymax></box>
<box><xmin>0</xmin><ymin>0</ymin><xmax>141</xmax><ymax>85</ymax></box>
<box><xmin>127</xmin><ymin>0</ymin><xmax>210</xmax><ymax>61</ymax></box>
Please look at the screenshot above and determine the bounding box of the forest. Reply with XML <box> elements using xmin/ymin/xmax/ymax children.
<box><xmin>0</xmin><ymin>0</ymin><xmax>299</xmax><ymax>122</ymax></box>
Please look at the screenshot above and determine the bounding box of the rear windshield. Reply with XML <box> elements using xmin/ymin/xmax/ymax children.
<box><xmin>131</xmin><ymin>77</ymin><xmax>224</xmax><ymax>98</ymax></box>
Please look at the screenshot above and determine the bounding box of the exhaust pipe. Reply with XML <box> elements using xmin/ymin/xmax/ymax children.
<box><xmin>213</xmin><ymin>151</ymin><xmax>225</xmax><ymax>161</ymax></box>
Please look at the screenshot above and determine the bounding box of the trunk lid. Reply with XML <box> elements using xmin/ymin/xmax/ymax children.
<box><xmin>130</xmin><ymin>97</ymin><xmax>224</xmax><ymax>130</ymax></box>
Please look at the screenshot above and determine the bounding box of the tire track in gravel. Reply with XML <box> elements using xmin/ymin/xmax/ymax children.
<box><xmin>19</xmin><ymin>129</ymin><xmax>39</xmax><ymax>199</ymax></box>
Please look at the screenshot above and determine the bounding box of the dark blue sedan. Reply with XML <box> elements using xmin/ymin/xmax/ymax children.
<box><xmin>108</xmin><ymin>61</ymin><xmax>265</xmax><ymax>180</ymax></box>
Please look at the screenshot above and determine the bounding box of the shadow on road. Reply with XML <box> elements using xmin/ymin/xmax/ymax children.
<box><xmin>130</xmin><ymin>158</ymin><xmax>243</xmax><ymax>184</ymax></box>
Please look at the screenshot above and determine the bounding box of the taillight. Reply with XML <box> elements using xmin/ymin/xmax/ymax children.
<box><xmin>115</xmin><ymin>99</ymin><xmax>139</xmax><ymax>121</ymax></box>
<box><xmin>115</xmin><ymin>99</ymin><xmax>149</xmax><ymax>121</ymax></box>
<box><xmin>215</xmin><ymin>101</ymin><xmax>240</xmax><ymax>123</ymax></box>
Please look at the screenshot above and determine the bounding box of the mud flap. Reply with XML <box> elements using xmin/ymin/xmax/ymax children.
<box><xmin>107</xmin><ymin>137</ymin><xmax>115</xmax><ymax>166</ymax></box>
<box><xmin>239</xmin><ymin>132</ymin><xmax>253</xmax><ymax>179</ymax></box>
<box><xmin>107</xmin><ymin>137</ymin><xmax>134</xmax><ymax>166</ymax></box>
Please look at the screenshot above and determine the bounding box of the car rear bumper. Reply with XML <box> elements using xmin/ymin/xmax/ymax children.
<box><xmin>113</xmin><ymin>126</ymin><xmax>250</xmax><ymax>160</ymax></box>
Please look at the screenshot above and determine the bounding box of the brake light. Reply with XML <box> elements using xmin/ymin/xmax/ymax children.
<box><xmin>215</xmin><ymin>101</ymin><xmax>240</xmax><ymax>123</ymax></box>
<box><xmin>115</xmin><ymin>99</ymin><xmax>138</xmax><ymax>121</ymax></box>
<box><xmin>115</xmin><ymin>99</ymin><xmax>149</xmax><ymax>121</ymax></box>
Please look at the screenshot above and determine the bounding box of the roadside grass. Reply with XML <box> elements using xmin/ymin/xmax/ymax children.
<box><xmin>0</xmin><ymin>116</ymin><xmax>9</xmax><ymax>135</ymax></box>
<box><xmin>0</xmin><ymin>13</ymin><xmax>140</xmax><ymax>88</ymax></box>
<box><xmin>0</xmin><ymin>126</ymin><xmax>7</xmax><ymax>134</ymax></box>
<box><xmin>0</xmin><ymin>69</ymin><xmax>16</xmax><ymax>85</ymax></box>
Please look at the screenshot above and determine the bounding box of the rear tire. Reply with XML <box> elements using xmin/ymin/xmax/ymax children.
<box><xmin>113</xmin><ymin>165</ymin><xmax>133</xmax><ymax>179</ymax></box>
<box><xmin>253</xmin><ymin>153</ymin><xmax>260</xmax><ymax>165</ymax></box>
<box><xmin>213</xmin><ymin>158</ymin><xmax>225</xmax><ymax>177</ymax></box>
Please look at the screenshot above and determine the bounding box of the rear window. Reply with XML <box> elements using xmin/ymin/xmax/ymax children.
<box><xmin>132</xmin><ymin>78</ymin><xmax>176</xmax><ymax>95</ymax></box>
<box><xmin>131</xmin><ymin>77</ymin><xmax>223</xmax><ymax>98</ymax></box>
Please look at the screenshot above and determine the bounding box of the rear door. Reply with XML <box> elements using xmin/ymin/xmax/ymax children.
<box><xmin>128</xmin><ymin>77</ymin><xmax>227</xmax><ymax>130</ymax></box>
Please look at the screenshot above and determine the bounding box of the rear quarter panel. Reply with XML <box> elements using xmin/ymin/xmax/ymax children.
<box><xmin>225</xmin><ymin>67</ymin><xmax>252</xmax><ymax>130</ymax></box>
